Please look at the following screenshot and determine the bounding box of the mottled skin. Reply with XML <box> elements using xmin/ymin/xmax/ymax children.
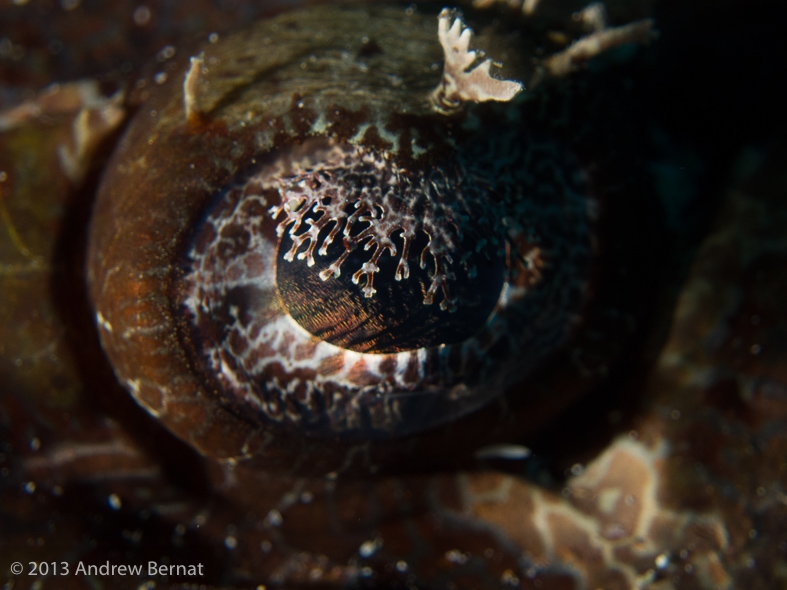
<box><xmin>1</xmin><ymin>1</ymin><xmax>786</xmax><ymax>590</ymax></box>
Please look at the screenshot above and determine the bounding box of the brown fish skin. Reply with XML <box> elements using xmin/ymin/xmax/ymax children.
<box><xmin>1</xmin><ymin>1</ymin><xmax>786</xmax><ymax>589</ymax></box>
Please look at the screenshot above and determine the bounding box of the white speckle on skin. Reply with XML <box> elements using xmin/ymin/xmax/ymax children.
<box><xmin>96</xmin><ymin>311</ymin><xmax>113</xmax><ymax>333</ymax></box>
<box><xmin>501</xmin><ymin>569</ymin><xmax>520</xmax><ymax>586</ymax></box>
<box><xmin>157</xmin><ymin>45</ymin><xmax>176</xmax><ymax>62</ymax></box>
<box><xmin>266</xmin><ymin>509</ymin><xmax>283</xmax><ymax>527</ymax></box>
<box><xmin>133</xmin><ymin>5</ymin><xmax>151</xmax><ymax>26</ymax></box>
<box><xmin>597</xmin><ymin>487</ymin><xmax>621</xmax><ymax>514</ymax></box>
<box><xmin>655</xmin><ymin>552</ymin><xmax>670</xmax><ymax>569</ymax></box>
<box><xmin>445</xmin><ymin>549</ymin><xmax>468</xmax><ymax>565</ymax></box>
<box><xmin>108</xmin><ymin>493</ymin><xmax>122</xmax><ymax>510</ymax></box>
<box><xmin>474</xmin><ymin>443</ymin><xmax>532</xmax><ymax>461</ymax></box>
<box><xmin>359</xmin><ymin>538</ymin><xmax>382</xmax><ymax>558</ymax></box>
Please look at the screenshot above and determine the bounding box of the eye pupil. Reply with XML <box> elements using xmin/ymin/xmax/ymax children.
<box><xmin>277</xmin><ymin>218</ymin><xmax>505</xmax><ymax>354</ymax></box>
<box><xmin>263</xmin><ymin>142</ymin><xmax>510</xmax><ymax>354</ymax></box>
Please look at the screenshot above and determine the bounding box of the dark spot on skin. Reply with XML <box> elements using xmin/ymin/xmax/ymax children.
<box><xmin>357</xmin><ymin>37</ymin><xmax>383</xmax><ymax>58</ymax></box>
<box><xmin>360</xmin><ymin>124</ymin><xmax>394</xmax><ymax>152</ymax></box>
<box><xmin>325</xmin><ymin>105</ymin><xmax>369</xmax><ymax>139</ymax></box>
<box><xmin>704</xmin><ymin>377</ymin><xmax>753</xmax><ymax>424</ymax></box>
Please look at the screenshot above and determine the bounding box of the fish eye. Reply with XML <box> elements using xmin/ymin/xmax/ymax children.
<box><xmin>86</xmin><ymin>4</ymin><xmax>653</xmax><ymax>475</ymax></box>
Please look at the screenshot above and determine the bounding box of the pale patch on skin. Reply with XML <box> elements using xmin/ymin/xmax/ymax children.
<box><xmin>183</xmin><ymin>52</ymin><xmax>205</xmax><ymax>123</ymax></box>
<box><xmin>453</xmin><ymin>436</ymin><xmax>732</xmax><ymax>588</ymax></box>
<box><xmin>572</xmin><ymin>1</ymin><xmax>608</xmax><ymax>33</ymax></box>
<box><xmin>22</xmin><ymin>439</ymin><xmax>156</xmax><ymax>480</ymax></box>
<box><xmin>596</xmin><ymin>486</ymin><xmax>621</xmax><ymax>514</ymax></box>
<box><xmin>431</xmin><ymin>8</ymin><xmax>523</xmax><ymax>113</ymax></box>
<box><xmin>691</xmin><ymin>553</ymin><xmax>733</xmax><ymax>590</ymax></box>
<box><xmin>535</xmin><ymin>18</ymin><xmax>657</xmax><ymax>83</ymax></box>
<box><xmin>57</xmin><ymin>94</ymin><xmax>125</xmax><ymax>183</ymax></box>
<box><xmin>0</xmin><ymin>80</ymin><xmax>108</xmax><ymax>131</ymax></box>
<box><xmin>0</xmin><ymin>80</ymin><xmax>124</xmax><ymax>185</ymax></box>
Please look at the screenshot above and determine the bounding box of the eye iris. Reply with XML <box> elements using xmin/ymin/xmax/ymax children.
<box><xmin>273</xmin><ymin>145</ymin><xmax>506</xmax><ymax>354</ymax></box>
<box><xmin>85</xmin><ymin>1</ymin><xmax>609</xmax><ymax>450</ymax></box>
<box><xmin>181</xmin><ymin>139</ymin><xmax>515</xmax><ymax>434</ymax></box>
<box><xmin>180</xmin><ymin>130</ymin><xmax>594</xmax><ymax>438</ymax></box>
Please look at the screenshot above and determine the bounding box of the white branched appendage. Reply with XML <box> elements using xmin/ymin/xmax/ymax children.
<box><xmin>431</xmin><ymin>8</ymin><xmax>523</xmax><ymax>114</ymax></box>
<box><xmin>538</xmin><ymin>18</ymin><xmax>656</xmax><ymax>80</ymax></box>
